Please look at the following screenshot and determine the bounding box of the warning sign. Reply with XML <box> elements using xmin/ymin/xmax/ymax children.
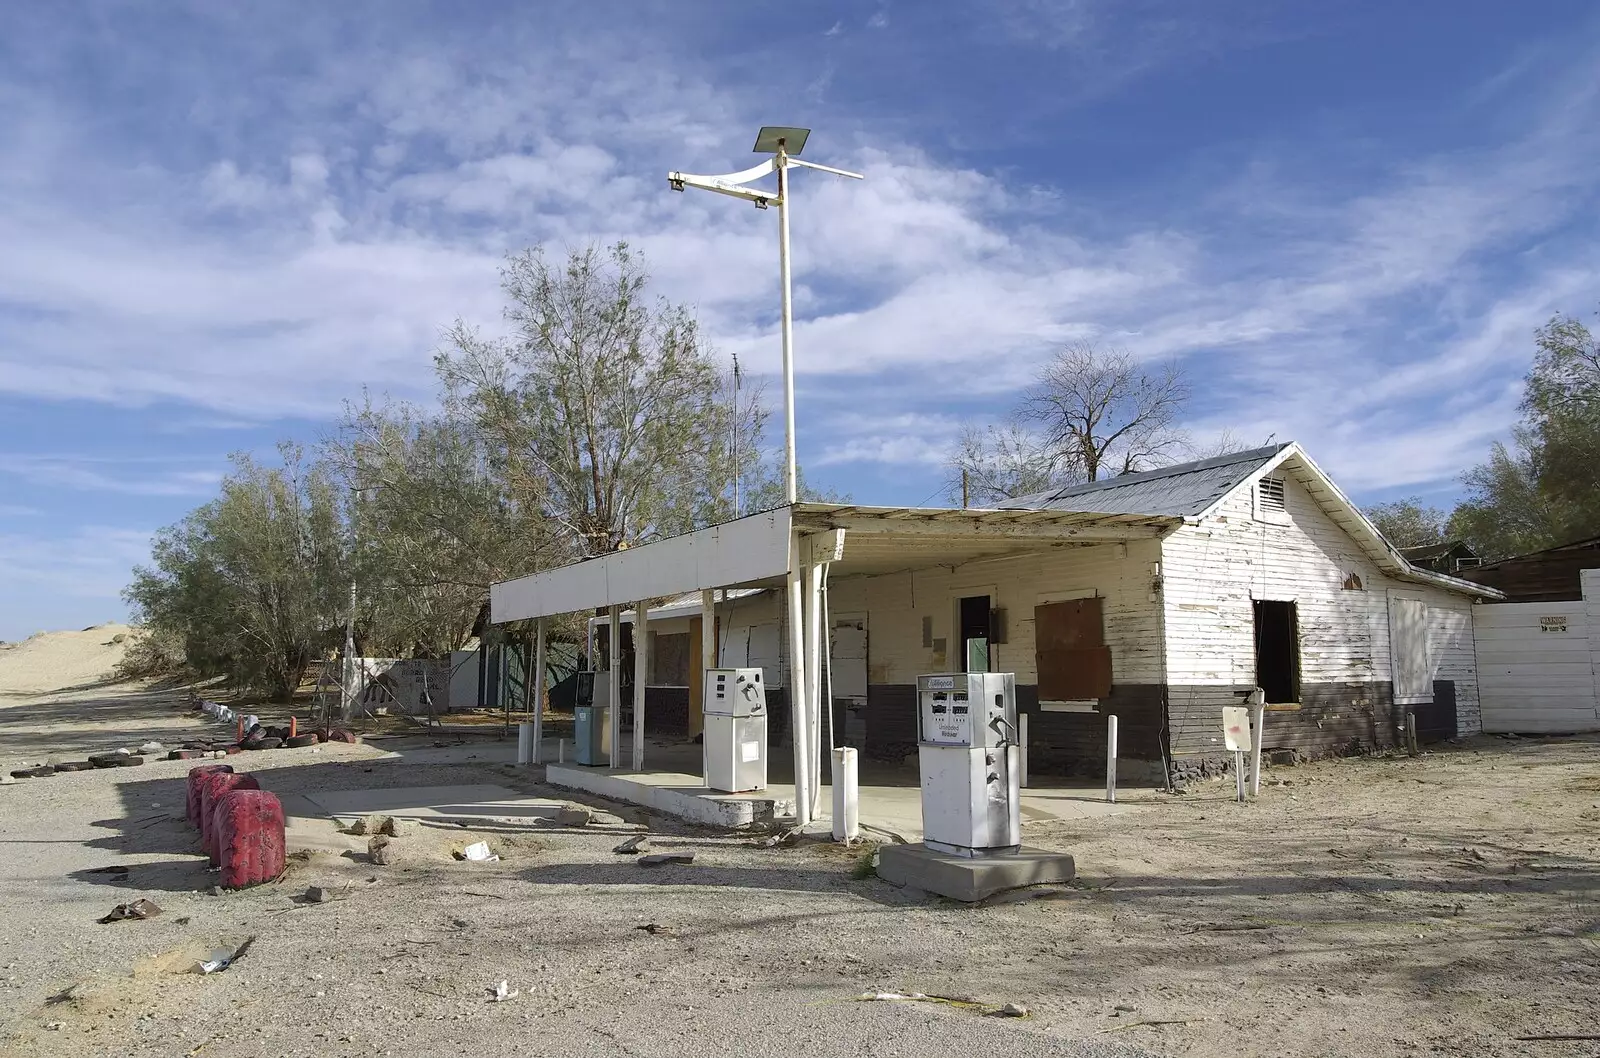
<box><xmin>1540</xmin><ymin>616</ymin><xmax>1569</xmax><ymax>634</ymax></box>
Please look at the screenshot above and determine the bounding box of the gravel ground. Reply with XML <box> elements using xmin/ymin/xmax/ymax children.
<box><xmin>2</xmin><ymin>665</ymin><xmax>1598</xmax><ymax>1057</ymax></box>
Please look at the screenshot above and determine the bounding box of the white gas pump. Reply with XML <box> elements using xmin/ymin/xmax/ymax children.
<box><xmin>703</xmin><ymin>668</ymin><xmax>768</xmax><ymax>792</ymax></box>
<box><xmin>915</xmin><ymin>672</ymin><xmax>1021</xmax><ymax>856</ymax></box>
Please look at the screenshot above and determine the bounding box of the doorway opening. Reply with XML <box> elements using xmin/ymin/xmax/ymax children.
<box><xmin>958</xmin><ymin>594</ymin><xmax>991</xmax><ymax>672</ymax></box>
<box><xmin>1253</xmin><ymin>599</ymin><xmax>1300</xmax><ymax>704</ymax></box>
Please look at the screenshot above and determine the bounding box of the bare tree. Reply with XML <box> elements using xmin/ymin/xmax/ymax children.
<box><xmin>1188</xmin><ymin>428</ymin><xmax>1276</xmax><ymax>460</ymax></box>
<box><xmin>1024</xmin><ymin>342</ymin><xmax>1189</xmax><ymax>481</ymax></box>
<box><xmin>944</xmin><ymin>419</ymin><xmax>1075</xmax><ymax>506</ymax></box>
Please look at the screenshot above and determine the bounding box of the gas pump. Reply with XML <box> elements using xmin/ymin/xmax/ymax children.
<box><xmin>915</xmin><ymin>672</ymin><xmax>1020</xmax><ymax>856</ymax></box>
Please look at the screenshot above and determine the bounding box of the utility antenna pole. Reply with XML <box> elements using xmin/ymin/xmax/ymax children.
<box><xmin>731</xmin><ymin>352</ymin><xmax>741</xmax><ymax>517</ymax></box>
<box><xmin>961</xmin><ymin>468</ymin><xmax>970</xmax><ymax>509</ymax></box>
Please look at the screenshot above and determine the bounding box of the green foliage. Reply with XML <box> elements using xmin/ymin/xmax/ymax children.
<box><xmin>328</xmin><ymin>397</ymin><xmax>566</xmax><ymax>656</ymax></box>
<box><xmin>435</xmin><ymin>242</ymin><xmax>767</xmax><ymax>556</ymax></box>
<box><xmin>123</xmin><ymin>446</ymin><xmax>349</xmax><ymax>700</ymax></box>
<box><xmin>1449</xmin><ymin>312</ymin><xmax>1600</xmax><ymax>560</ymax></box>
<box><xmin>1362</xmin><ymin>497</ymin><xmax>1448</xmax><ymax>549</ymax></box>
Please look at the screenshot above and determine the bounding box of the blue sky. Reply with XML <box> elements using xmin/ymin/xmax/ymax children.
<box><xmin>2</xmin><ymin>1</ymin><xmax>1598</xmax><ymax>640</ymax></box>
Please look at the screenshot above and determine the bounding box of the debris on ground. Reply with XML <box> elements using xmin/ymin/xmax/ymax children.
<box><xmin>192</xmin><ymin>937</ymin><xmax>254</xmax><ymax>975</ymax></box>
<box><xmin>857</xmin><ymin>991</ymin><xmax>1013</xmax><ymax>1015</ymax></box>
<box><xmin>455</xmin><ymin>841</ymin><xmax>498</xmax><ymax>862</ymax></box>
<box><xmin>638</xmin><ymin>852</ymin><xmax>694</xmax><ymax>867</ymax></box>
<box><xmin>634</xmin><ymin>923</ymin><xmax>675</xmax><ymax>936</ymax></box>
<box><xmin>98</xmin><ymin>898</ymin><xmax>162</xmax><ymax>923</ymax></box>
<box><xmin>85</xmin><ymin>864</ymin><xmax>131</xmax><ymax>876</ymax></box>
<box><xmin>751</xmin><ymin>827</ymin><xmax>802</xmax><ymax>849</ymax></box>
<box><xmin>369</xmin><ymin>835</ymin><xmax>393</xmax><ymax>865</ymax></box>
<box><xmin>992</xmin><ymin>1003</ymin><xmax>1030</xmax><ymax>1018</ymax></box>
<box><xmin>45</xmin><ymin>984</ymin><xmax>82</xmax><ymax>1006</ymax></box>
<box><xmin>304</xmin><ymin>886</ymin><xmax>334</xmax><ymax>904</ymax></box>
<box><xmin>489</xmin><ymin>980</ymin><xmax>519</xmax><ymax>1002</ymax></box>
<box><xmin>345</xmin><ymin>814</ymin><xmax>398</xmax><ymax>837</ymax></box>
<box><xmin>612</xmin><ymin>835</ymin><xmax>648</xmax><ymax>855</ymax></box>
<box><xmin>554</xmin><ymin>806</ymin><xmax>592</xmax><ymax>826</ymax></box>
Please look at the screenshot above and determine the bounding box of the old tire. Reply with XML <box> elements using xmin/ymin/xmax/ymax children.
<box><xmin>198</xmin><ymin>771</ymin><xmax>260</xmax><ymax>862</ymax></box>
<box><xmin>285</xmin><ymin>734</ymin><xmax>319</xmax><ymax>749</ymax></box>
<box><xmin>115</xmin><ymin>755</ymin><xmax>146</xmax><ymax>767</ymax></box>
<box><xmin>213</xmin><ymin>789</ymin><xmax>286</xmax><ymax>890</ymax></box>
<box><xmin>243</xmin><ymin>737</ymin><xmax>282</xmax><ymax>751</ymax></box>
<box><xmin>186</xmin><ymin>764</ymin><xmax>235</xmax><ymax>827</ymax></box>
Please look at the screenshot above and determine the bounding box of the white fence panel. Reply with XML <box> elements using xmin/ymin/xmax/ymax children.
<box><xmin>1474</xmin><ymin>599</ymin><xmax>1600</xmax><ymax>733</ymax></box>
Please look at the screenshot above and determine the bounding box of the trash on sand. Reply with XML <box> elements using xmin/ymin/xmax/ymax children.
<box><xmin>45</xmin><ymin>984</ymin><xmax>82</xmax><ymax>1006</ymax></box>
<box><xmin>98</xmin><ymin>898</ymin><xmax>162</xmax><ymax>923</ymax></box>
<box><xmin>304</xmin><ymin>886</ymin><xmax>333</xmax><ymax>904</ymax></box>
<box><xmin>634</xmin><ymin>923</ymin><xmax>675</xmax><ymax>936</ymax></box>
<box><xmin>489</xmin><ymin>980</ymin><xmax>519</xmax><ymax>1002</ymax></box>
<box><xmin>193</xmin><ymin>936</ymin><xmax>254</xmax><ymax>975</ymax></box>
<box><xmin>455</xmin><ymin>841</ymin><xmax>499</xmax><ymax>863</ymax></box>
<box><xmin>751</xmin><ymin>827</ymin><xmax>802</xmax><ymax>849</ymax></box>
<box><xmin>857</xmin><ymin>991</ymin><xmax>993</xmax><ymax>1014</ymax></box>
<box><xmin>638</xmin><ymin>852</ymin><xmax>694</xmax><ymax>867</ymax></box>
<box><xmin>991</xmin><ymin>1002</ymin><xmax>1030</xmax><ymax>1018</ymax></box>
<box><xmin>612</xmin><ymin>835</ymin><xmax>648</xmax><ymax>855</ymax></box>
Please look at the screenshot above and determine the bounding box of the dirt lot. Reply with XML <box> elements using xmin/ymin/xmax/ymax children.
<box><xmin>2</xmin><ymin>631</ymin><xmax>1597</xmax><ymax>1057</ymax></box>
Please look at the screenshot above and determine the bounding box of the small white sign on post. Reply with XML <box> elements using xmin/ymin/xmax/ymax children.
<box><xmin>1222</xmin><ymin>706</ymin><xmax>1252</xmax><ymax>803</ymax></box>
<box><xmin>1222</xmin><ymin>706</ymin><xmax>1254</xmax><ymax>752</ymax></box>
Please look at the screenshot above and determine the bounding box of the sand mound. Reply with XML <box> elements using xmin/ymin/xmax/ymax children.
<box><xmin>0</xmin><ymin>623</ymin><xmax>136</xmax><ymax>698</ymax></box>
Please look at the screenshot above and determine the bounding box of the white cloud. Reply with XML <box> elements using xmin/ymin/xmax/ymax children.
<box><xmin>0</xmin><ymin>456</ymin><xmax>221</xmax><ymax>497</ymax></box>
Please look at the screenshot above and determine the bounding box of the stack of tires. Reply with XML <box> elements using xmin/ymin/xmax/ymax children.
<box><xmin>186</xmin><ymin>765</ymin><xmax>286</xmax><ymax>889</ymax></box>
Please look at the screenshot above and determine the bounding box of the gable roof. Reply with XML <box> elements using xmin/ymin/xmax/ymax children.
<box><xmin>1002</xmin><ymin>444</ymin><xmax>1291</xmax><ymax>518</ymax></box>
<box><xmin>1003</xmin><ymin>442</ymin><xmax>1498</xmax><ymax>599</ymax></box>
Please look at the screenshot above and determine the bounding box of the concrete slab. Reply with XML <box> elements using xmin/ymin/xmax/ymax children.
<box><xmin>876</xmin><ymin>843</ymin><xmax>1076</xmax><ymax>902</ymax></box>
<box><xmin>304</xmin><ymin>785</ymin><xmax>572</xmax><ymax>826</ymax></box>
<box><xmin>545</xmin><ymin>765</ymin><xmax>780</xmax><ymax>829</ymax></box>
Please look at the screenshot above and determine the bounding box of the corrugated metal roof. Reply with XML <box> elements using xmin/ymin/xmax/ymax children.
<box><xmin>1000</xmin><ymin>444</ymin><xmax>1291</xmax><ymax>518</ymax></box>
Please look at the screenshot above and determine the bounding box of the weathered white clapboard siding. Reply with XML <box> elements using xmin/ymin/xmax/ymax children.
<box><xmin>1161</xmin><ymin>468</ymin><xmax>1481</xmax><ymax>742</ymax></box>
<box><xmin>1474</xmin><ymin>599</ymin><xmax>1600</xmax><ymax>733</ymax></box>
<box><xmin>825</xmin><ymin>538</ymin><xmax>1164</xmax><ymax>686</ymax></box>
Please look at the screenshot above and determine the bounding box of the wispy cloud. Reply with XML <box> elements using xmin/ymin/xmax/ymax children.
<box><xmin>0</xmin><ymin>455</ymin><xmax>220</xmax><ymax>496</ymax></box>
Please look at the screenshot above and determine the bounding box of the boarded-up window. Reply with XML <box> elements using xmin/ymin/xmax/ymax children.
<box><xmin>1388</xmin><ymin>595</ymin><xmax>1434</xmax><ymax>704</ymax></box>
<box><xmin>1035</xmin><ymin>598</ymin><xmax>1113</xmax><ymax>700</ymax></box>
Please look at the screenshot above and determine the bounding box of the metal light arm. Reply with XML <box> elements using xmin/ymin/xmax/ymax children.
<box><xmin>667</xmin><ymin>158</ymin><xmax>780</xmax><ymax>207</ymax></box>
<box><xmin>785</xmin><ymin>156</ymin><xmax>864</xmax><ymax>180</ymax></box>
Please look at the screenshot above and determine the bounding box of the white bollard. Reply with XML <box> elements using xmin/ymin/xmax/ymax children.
<box><xmin>831</xmin><ymin>747</ymin><xmax>860</xmax><ymax>842</ymax></box>
<box><xmin>1105</xmin><ymin>714</ymin><xmax>1118</xmax><ymax>803</ymax></box>
<box><xmin>1019</xmin><ymin>712</ymin><xmax>1030</xmax><ymax>789</ymax></box>
<box><xmin>557</xmin><ymin>738</ymin><xmax>566</xmax><ymax>765</ymax></box>
<box><xmin>517</xmin><ymin>722</ymin><xmax>534</xmax><ymax>766</ymax></box>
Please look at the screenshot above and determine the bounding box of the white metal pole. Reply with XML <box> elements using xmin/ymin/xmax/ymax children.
<box><xmin>776</xmin><ymin>143</ymin><xmax>798</xmax><ymax>504</ymax></box>
<box><xmin>608</xmin><ymin>606</ymin><xmax>622</xmax><ymax>769</ymax></box>
<box><xmin>1019</xmin><ymin>711</ymin><xmax>1030</xmax><ymax>789</ymax></box>
<box><xmin>787</xmin><ymin>532</ymin><xmax>812</xmax><ymax>826</ymax></box>
<box><xmin>1235</xmin><ymin>750</ymin><xmax>1246</xmax><ymax>803</ymax></box>
<box><xmin>1105</xmin><ymin>714</ymin><xmax>1118</xmax><ymax>803</ymax></box>
<box><xmin>1250</xmin><ymin>702</ymin><xmax>1265</xmax><ymax>797</ymax></box>
<box><xmin>700</xmin><ymin>589</ymin><xmax>716</xmax><ymax>782</ymax></box>
<box><xmin>805</xmin><ymin>561</ymin><xmax>824</xmax><ymax>816</ymax></box>
<box><xmin>517</xmin><ymin>722</ymin><xmax>533</xmax><ymax>766</ymax></box>
<box><xmin>532</xmin><ymin>618</ymin><xmax>546</xmax><ymax>764</ymax></box>
<box><xmin>633</xmin><ymin>599</ymin><xmax>649</xmax><ymax>772</ymax></box>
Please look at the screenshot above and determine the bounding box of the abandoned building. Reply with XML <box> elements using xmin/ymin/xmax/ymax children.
<box><xmin>491</xmin><ymin>443</ymin><xmax>1500</xmax><ymax>788</ymax></box>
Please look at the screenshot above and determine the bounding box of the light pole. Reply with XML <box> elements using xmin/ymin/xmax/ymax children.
<box><xmin>669</xmin><ymin>127</ymin><xmax>862</xmax><ymax>828</ymax></box>
<box><xmin>669</xmin><ymin>126</ymin><xmax>862</xmax><ymax>503</ymax></box>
